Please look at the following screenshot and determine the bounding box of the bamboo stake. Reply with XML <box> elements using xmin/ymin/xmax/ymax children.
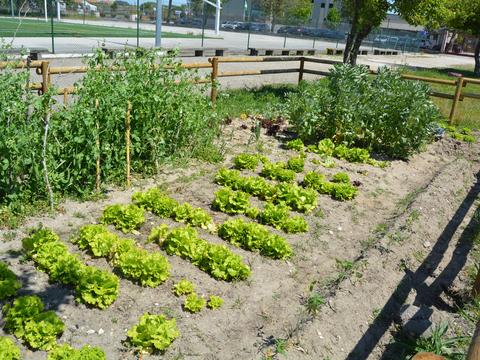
<box><xmin>63</xmin><ymin>89</ymin><xmax>68</xmax><ymax>105</ymax></box>
<box><xmin>210</xmin><ymin>57</ymin><xmax>219</xmax><ymax>105</ymax></box>
<box><xmin>126</xmin><ymin>101</ymin><xmax>132</xmax><ymax>188</ymax></box>
<box><xmin>95</xmin><ymin>99</ymin><xmax>101</xmax><ymax>193</ymax></box>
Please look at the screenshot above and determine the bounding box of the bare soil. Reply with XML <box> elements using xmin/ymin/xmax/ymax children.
<box><xmin>1</xmin><ymin>118</ymin><xmax>479</xmax><ymax>360</ymax></box>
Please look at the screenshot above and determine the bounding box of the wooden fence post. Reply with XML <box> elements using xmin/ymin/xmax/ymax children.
<box><xmin>40</xmin><ymin>61</ymin><xmax>50</xmax><ymax>94</ymax></box>
<box><xmin>412</xmin><ymin>353</ymin><xmax>445</xmax><ymax>360</ymax></box>
<box><xmin>298</xmin><ymin>57</ymin><xmax>305</xmax><ymax>84</ymax></box>
<box><xmin>472</xmin><ymin>267</ymin><xmax>480</xmax><ymax>298</ymax></box>
<box><xmin>449</xmin><ymin>77</ymin><xmax>464</xmax><ymax>124</ymax></box>
<box><xmin>126</xmin><ymin>101</ymin><xmax>132</xmax><ymax>188</ymax></box>
<box><xmin>210</xmin><ymin>57</ymin><xmax>219</xmax><ymax>105</ymax></box>
<box><xmin>467</xmin><ymin>321</ymin><xmax>480</xmax><ymax>360</ymax></box>
<box><xmin>95</xmin><ymin>99</ymin><xmax>101</xmax><ymax>192</ymax></box>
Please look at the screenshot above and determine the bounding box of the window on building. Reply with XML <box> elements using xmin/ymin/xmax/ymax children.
<box><xmin>329</xmin><ymin>3</ymin><xmax>334</xmax><ymax>7</ymax></box>
<box><xmin>320</xmin><ymin>3</ymin><xmax>325</xmax><ymax>8</ymax></box>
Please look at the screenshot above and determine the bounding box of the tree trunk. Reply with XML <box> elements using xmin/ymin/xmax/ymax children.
<box><xmin>446</xmin><ymin>32</ymin><xmax>457</xmax><ymax>53</ymax></box>
<box><xmin>474</xmin><ymin>37</ymin><xmax>480</xmax><ymax>77</ymax></box>
<box><xmin>166</xmin><ymin>0</ymin><xmax>173</xmax><ymax>23</ymax></box>
<box><xmin>343</xmin><ymin>0</ymin><xmax>360</xmax><ymax>64</ymax></box>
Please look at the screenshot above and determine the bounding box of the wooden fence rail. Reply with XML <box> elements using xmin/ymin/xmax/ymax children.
<box><xmin>4</xmin><ymin>55</ymin><xmax>480</xmax><ymax>123</ymax></box>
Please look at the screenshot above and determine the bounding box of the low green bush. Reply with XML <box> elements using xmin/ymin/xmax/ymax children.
<box><xmin>286</xmin><ymin>64</ymin><xmax>440</xmax><ymax>158</ymax></box>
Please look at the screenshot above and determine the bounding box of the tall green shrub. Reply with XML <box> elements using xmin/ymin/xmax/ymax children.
<box><xmin>286</xmin><ymin>64</ymin><xmax>440</xmax><ymax>158</ymax></box>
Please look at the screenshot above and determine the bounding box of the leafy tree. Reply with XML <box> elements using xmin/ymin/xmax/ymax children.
<box><xmin>446</xmin><ymin>0</ymin><xmax>480</xmax><ymax>75</ymax></box>
<box><xmin>256</xmin><ymin>0</ymin><xmax>286</xmax><ymax>31</ymax></box>
<box><xmin>325</xmin><ymin>6</ymin><xmax>341</xmax><ymax>30</ymax></box>
<box><xmin>283</xmin><ymin>0</ymin><xmax>311</xmax><ymax>24</ymax></box>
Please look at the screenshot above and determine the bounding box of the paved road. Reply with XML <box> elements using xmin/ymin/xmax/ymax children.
<box><xmin>2</xmin><ymin>17</ymin><xmax>344</xmax><ymax>53</ymax></box>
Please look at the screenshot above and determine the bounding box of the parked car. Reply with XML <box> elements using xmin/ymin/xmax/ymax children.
<box><xmin>250</xmin><ymin>23</ymin><xmax>269</xmax><ymax>32</ymax></box>
<box><xmin>221</xmin><ymin>21</ymin><xmax>240</xmax><ymax>30</ymax></box>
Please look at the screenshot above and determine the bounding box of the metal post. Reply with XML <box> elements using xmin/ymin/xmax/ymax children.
<box><xmin>283</xmin><ymin>32</ymin><xmax>287</xmax><ymax>48</ymax></box>
<box><xmin>57</xmin><ymin>0</ymin><xmax>60</xmax><ymax>21</ymax></box>
<box><xmin>136</xmin><ymin>0</ymin><xmax>140</xmax><ymax>47</ymax></box>
<box><xmin>215</xmin><ymin>0</ymin><xmax>220</xmax><ymax>36</ymax></box>
<box><xmin>201</xmin><ymin>2</ymin><xmax>206</xmax><ymax>48</ymax></box>
<box><xmin>246</xmin><ymin>0</ymin><xmax>252</xmax><ymax>50</ymax></box>
<box><xmin>83</xmin><ymin>0</ymin><xmax>86</xmax><ymax>24</ymax></box>
<box><xmin>10</xmin><ymin>0</ymin><xmax>14</xmax><ymax>16</ymax></box>
<box><xmin>44</xmin><ymin>0</ymin><xmax>47</xmax><ymax>22</ymax></box>
<box><xmin>449</xmin><ymin>77</ymin><xmax>464</xmax><ymax>124</ymax></box>
<box><xmin>50</xmin><ymin>0</ymin><xmax>55</xmax><ymax>54</ymax></box>
<box><xmin>155</xmin><ymin>0</ymin><xmax>162</xmax><ymax>47</ymax></box>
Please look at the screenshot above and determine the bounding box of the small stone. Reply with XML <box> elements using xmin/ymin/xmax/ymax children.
<box><xmin>423</xmin><ymin>241</ymin><xmax>431</xmax><ymax>248</ymax></box>
<box><xmin>328</xmin><ymin>230</ymin><xmax>334</xmax><ymax>235</ymax></box>
<box><xmin>86</xmin><ymin>329</ymin><xmax>95</xmax><ymax>335</ymax></box>
<box><xmin>154</xmin><ymin>303</ymin><xmax>160</xmax><ymax>306</ymax></box>
<box><xmin>337</xmin><ymin>226</ymin><xmax>342</xmax><ymax>231</ymax></box>
<box><xmin>98</xmin><ymin>328</ymin><xmax>105</xmax><ymax>335</ymax></box>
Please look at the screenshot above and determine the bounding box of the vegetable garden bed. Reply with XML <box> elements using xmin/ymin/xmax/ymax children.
<box><xmin>1</xmin><ymin>117</ymin><xmax>479</xmax><ymax>359</ymax></box>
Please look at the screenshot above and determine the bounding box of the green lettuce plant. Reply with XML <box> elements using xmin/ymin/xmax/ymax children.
<box><xmin>127</xmin><ymin>313</ymin><xmax>179</xmax><ymax>353</ymax></box>
<box><xmin>207</xmin><ymin>295</ymin><xmax>224</xmax><ymax>309</ymax></box>
<box><xmin>261</xmin><ymin>162</ymin><xmax>296</xmax><ymax>183</ymax></box>
<box><xmin>286</xmin><ymin>156</ymin><xmax>305</xmax><ymax>173</ymax></box>
<box><xmin>47</xmin><ymin>344</ymin><xmax>106</xmax><ymax>360</ymax></box>
<box><xmin>183</xmin><ymin>293</ymin><xmax>206</xmax><ymax>313</ymax></box>
<box><xmin>0</xmin><ymin>336</ymin><xmax>21</xmax><ymax>360</ymax></box>
<box><xmin>0</xmin><ymin>262</ymin><xmax>21</xmax><ymax>301</ymax></box>
<box><xmin>213</xmin><ymin>187</ymin><xmax>251</xmax><ymax>214</ymax></box>
<box><xmin>172</xmin><ymin>279</ymin><xmax>195</xmax><ymax>296</ymax></box>
<box><xmin>286</xmin><ymin>139</ymin><xmax>304</xmax><ymax>151</ymax></box>
<box><xmin>233</xmin><ymin>153</ymin><xmax>261</xmax><ymax>170</ymax></box>
<box><xmin>100</xmin><ymin>204</ymin><xmax>145</xmax><ymax>233</ymax></box>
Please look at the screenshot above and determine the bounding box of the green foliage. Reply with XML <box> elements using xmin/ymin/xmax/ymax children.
<box><xmin>100</xmin><ymin>204</ymin><xmax>145</xmax><ymax>233</ymax></box>
<box><xmin>445</xmin><ymin>124</ymin><xmax>476</xmax><ymax>143</ymax></box>
<box><xmin>286</xmin><ymin>65</ymin><xmax>440</xmax><ymax>158</ymax></box>
<box><xmin>147</xmin><ymin>224</ymin><xmax>170</xmax><ymax>244</ymax></box>
<box><xmin>0</xmin><ymin>262</ymin><xmax>21</xmax><ymax>301</ymax></box>
<box><xmin>0</xmin><ymin>336</ymin><xmax>20</xmax><ymax>360</ymax></box>
<box><xmin>2</xmin><ymin>295</ymin><xmax>64</xmax><ymax>350</ymax></box>
<box><xmin>305</xmin><ymin>293</ymin><xmax>326</xmax><ymax>314</ymax></box>
<box><xmin>47</xmin><ymin>344</ymin><xmax>106</xmax><ymax>360</ymax></box>
<box><xmin>183</xmin><ymin>293</ymin><xmax>206</xmax><ymax>313</ymax></box>
<box><xmin>218</xmin><ymin>218</ymin><xmax>293</xmax><ymax>259</ymax></box>
<box><xmin>286</xmin><ymin>139</ymin><xmax>304</xmax><ymax>151</ymax></box>
<box><xmin>303</xmin><ymin>171</ymin><xmax>358</xmax><ymax>201</ymax></box>
<box><xmin>258</xmin><ymin>203</ymin><xmax>290</xmax><ymax>229</ymax></box>
<box><xmin>132</xmin><ymin>188</ymin><xmax>178</xmax><ymax>218</ymax></box>
<box><xmin>215</xmin><ymin>168</ymin><xmax>276</xmax><ymax>200</ymax></box>
<box><xmin>281</xmin><ymin>216</ymin><xmax>309</xmax><ymax>233</ymax></box>
<box><xmin>172</xmin><ymin>279</ymin><xmax>195</xmax><ymax>296</ymax></box>
<box><xmin>332</xmin><ymin>172</ymin><xmax>350</xmax><ymax>184</ymax></box>
<box><xmin>0</xmin><ymin>48</ymin><xmax>221</xmax><ymax>219</ymax></box>
<box><xmin>207</xmin><ymin>295</ymin><xmax>224</xmax><ymax>309</ymax></box>
<box><xmin>317</xmin><ymin>139</ymin><xmax>335</xmax><ymax>156</ymax></box>
<box><xmin>74</xmin><ymin>225</ymin><xmax>170</xmax><ymax>288</ymax></box>
<box><xmin>127</xmin><ymin>313</ymin><xmax>179</xmax><ymax>353</ymax></box>
<box><xmin>275</xmin><ymin>183</ymin><xmax>317</xmax><ymax>212</ymax></box>
<box><xmin>213</xmin><ymin>187</ymin><xmax>252</xmax><ymax>215</ymax></box>
<box><xmin>133</xmin><ymin>188</ymin><xmax>214</xmax><ymax>231</ymax></box>
<box><xmin>75</xmin><ymin>267</ymin><xmax>119</xmax><ymax>309</ymax></box>
<box><xmin>261</xmin><ymin>162</ymin><xmax>296</xmax><ymax>183</ymax></box>
<box><xmin>161</xmin><ymin>227</ymin><xmax>251</xmax><ymax>281</ymax></box>
<box><xmin>233</xmin><ymin>154</ymin><xmax>261</xmax><ymax>170</ymax></box>
<box><xmin>286</xmin><ymin>156</ymin><xmax>305</xmax><ymax>173</ymax></box>
<box><xmin>23</xmin><ymin>228</ymin><xmax>119</xmax><ymax>308</ymax></box>
<box><xmin>395</xmin><ymin>323</ymin><xmax>468</xmax><ymax>360</ymax></box>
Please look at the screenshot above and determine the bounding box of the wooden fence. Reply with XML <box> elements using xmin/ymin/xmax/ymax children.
<box><xmin>2</xmin><ymin>55</ymin><xmax>479</xmax><ymax>123</ymax></box>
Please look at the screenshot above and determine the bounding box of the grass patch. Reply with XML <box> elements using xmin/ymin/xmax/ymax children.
<box><xmin>400</xmin><ymin>65</ymin><xmax>480</xmax><ymax>128</ymax></box>
<box><xmin>0</xmin><ymin>18</ymin><xmax>201</xmax><ymax>38</ymax></box>
<box><xmin>216</xmin><ymin>84</ymin><xmax>298</xmax><ymax>120</ymax></box>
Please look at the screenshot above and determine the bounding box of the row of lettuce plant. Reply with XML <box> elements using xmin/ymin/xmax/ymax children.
<box><xmin>74</xmin><ymin>225</ymin><xmax>170</xmax><ymax>288</ymax></box>
<box><xmin>22</xmin><ymin>229</ymin><xmax>119</xmax><ymax>309</ymax></box>
<box><xmin>213</xmin><ymin>187</ymin><xmax>308</xmax><ymax>233</ymax></box>
<box><xmin>148</xmin><ymin>225</ymin><xmax>251</xmax><ymax>281</ymax></box>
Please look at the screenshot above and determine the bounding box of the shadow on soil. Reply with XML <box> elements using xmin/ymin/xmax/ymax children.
<box><xmin>346</xmin><ymin>171</ymin><xmax>480</xmax><ymax>360</ymax></box>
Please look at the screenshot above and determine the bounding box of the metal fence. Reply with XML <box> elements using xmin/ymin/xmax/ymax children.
<box><xmin>0</xmin><ymin>0</ymin><xmax>429</xmax><ymax>54</ymax></box>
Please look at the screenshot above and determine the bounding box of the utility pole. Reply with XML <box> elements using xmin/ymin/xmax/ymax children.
<box><xmin>57</xmin><ymin>0</ymin><xmax>61</xmax><ymax>21</ymax></box>
<box><xmin>215</xmin><ymin>0</ymin><xmax>220</xmax><ymax>35</ymax></box>
<box><xmin>44</xmin><ymin>0</ymin><xmax>48</xmax><ymax>22</ymax></box>
<box><xmin>50</xmin><ymin>0</ymin><xmax>55</xmax><ymax>53</ymax></box>
<box><xmin>136</xmin><ymin>0</ymin><xmax>140</xmax><ymax>47</ymax></box>
<box><xmin>155</xmin><ymin>0</ymin><xmax>162</xmax><ymax>47</ymax></box>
